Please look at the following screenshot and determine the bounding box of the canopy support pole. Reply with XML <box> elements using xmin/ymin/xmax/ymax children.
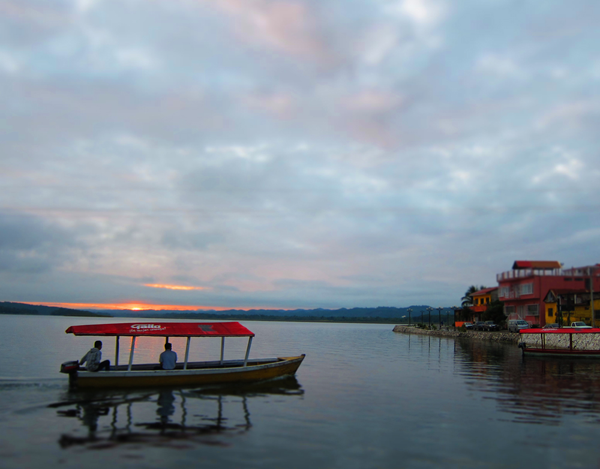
<box><xmin>220</xmin><ymin>337</ymin><xmax>225</xmax><ymax>365</ymax></box>
<box><xmin>243</xmin><ymin>337</ymin><xmax>253</xmax><ymax>367</ymax></box>
<box><xmin>184</xmin><ymin>337</ymin><xmax>191</xmax><ymax>370</ymax></box>
<box><xmin>165</xmin><ymin>337</ymin><xmax>169</xmax><ymax>344</ymax></box>
<box><xmin>115</xmin><ymin>336</ymin><xmax>120</xmax><ymax>367</ymax></box>
<box><xmin>128</xmin><ymin>336</ymin><xmax>136</xmax><ymax>371</ymax></box>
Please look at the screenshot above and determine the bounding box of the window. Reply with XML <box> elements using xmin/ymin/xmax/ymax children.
<box><xmin>548</xmin><ymin>308</ymin><xmax>554</xmax><ymax>317</ymax></box>
<box><xmin>500</xmin><ymin>287</ymin><xmax>509</xmax><ymax>298</ymax></box>
<box><xmin>505</xmin><ymin>305</ymin><xmax>515</xmax><ymax>315</ymax></box>
<box><xmin>520</xmin><ymin>283</ymin><xmax>533</xmax><ymax>295</ymax></box>
<box><xmin>527</xmin><ymin>304</ymin><xmax>539</xmax><ymax>316</ymax></box>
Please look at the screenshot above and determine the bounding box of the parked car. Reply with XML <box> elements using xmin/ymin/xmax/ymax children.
<box><xmin>543</xmin><ymin>323</ymin><xmax>559</xmax><ymax>329</ymax></box>
<box><xmin>484</xmin><ymin>321</ymin><xmax>499</xmax><ymax>331</ymax></box>
<box><xmin>508</xmin><ymin>319</ymin><xmax>530</xmax><ymax>333</ymax></box>
<box><xmin>473</xmin><ymin>321</ymin><xmax>487</xmax><ymax>331</ymax></box>
<box><xmin>463</xmin><ymin>322</ymin><xmax>474</xmax><ymax>330</ymax></box>
<box><xmin>570</xmin><ymin>321</ymin><xmax>593</xmax><ymax>329</ymax></box>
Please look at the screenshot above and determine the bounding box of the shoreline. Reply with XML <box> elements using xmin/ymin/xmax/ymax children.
<box><xmin>392</xmin><ymin>325</ymin><xmax>520</xmax><ymax>344</ymax></box>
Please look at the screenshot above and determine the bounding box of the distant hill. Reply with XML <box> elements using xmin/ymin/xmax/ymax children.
<box><xmin>92</xmin><ymin>305</ymin><xmax>440</xmax><ymax>322</ymax></box>
<box><xmin>0</xmin><ymin>302</ymin><xmax>453</xmax><ymax>323</ymax></box>
<box><xmin>0</xmin><ymin>302</ymin><xmax>111</xmax><ymax>318</ymax></box>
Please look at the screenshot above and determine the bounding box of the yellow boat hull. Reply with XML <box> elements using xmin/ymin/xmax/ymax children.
<box><xmin>70</xmin><ymin>355</ymin><xmax>305</xmax><ymax>389</ymax></box>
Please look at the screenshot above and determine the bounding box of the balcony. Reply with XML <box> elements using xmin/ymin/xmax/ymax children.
<box><xmin>496</xmin><ymin>267</ymin><xmax>590</xmax><ymax>282</ymax></box>
<box><xmin>498</xmin><ymin>290</ymin><xmax>519</xmax><ymax>300</ymax></box>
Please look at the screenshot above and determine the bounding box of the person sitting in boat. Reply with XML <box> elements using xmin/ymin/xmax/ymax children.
<box><xmin>159</xmin><ymin>343</ymin><xmax>177</xmax><ymax>370</ymax></box>
<box><xmin>80</xmin><ymin>340</ymin><xmax>110</xmax><ymax>372</ymax></box>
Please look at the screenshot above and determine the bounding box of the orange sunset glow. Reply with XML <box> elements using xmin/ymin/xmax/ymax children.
<box><xmin>24</xmin><ymin>302</ymin><xmax>237</xmax><ymax>311</ymax></box>
<box><xmin>144</xmin><ymin>284</ymin><xmax>207</xmax><ymax>291</ymax></box>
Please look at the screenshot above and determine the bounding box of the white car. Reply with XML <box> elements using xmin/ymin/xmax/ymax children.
<box><xmin>508</xmin><ymin>320</ymin><xmax>530</xmax><ymax>332</ymax></box>
<box><xmin>570</xmin><ymin>321</ymin><xmax>592</xmax><ymax>329</ymax></box>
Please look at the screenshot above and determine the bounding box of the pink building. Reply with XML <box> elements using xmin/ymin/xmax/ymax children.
<box><xmin>497</xmin><ymin>261</ymin><xmax>600</xmax><ymax>326</ymax></box>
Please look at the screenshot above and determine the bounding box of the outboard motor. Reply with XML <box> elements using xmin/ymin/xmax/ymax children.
<box><xmin>60</xmin><ymin>360</ymin><xmax>79</xmax><ymax>373</ymax></box>
<box><xmin>60</xmin><ymin>360</ymin><xmax>79</xmax><ymax>388</ymax></box>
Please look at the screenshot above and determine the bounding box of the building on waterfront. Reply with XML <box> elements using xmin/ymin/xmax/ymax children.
<box><xmin>470</xmin><ymin>287</ymin><xmax>498</xmax><ymax>313</ymax></box>
<box><xmin>497</xmin><ymin>261</ymin><xmax>600</xmax><ymax>326</ymax></box>
<box><xmin>454</xmin><ymin>287</ymin><xmax>498</xmax><ymax>327</ymax></box>
<box><xmin>543</xmin><ymin>289</ymin><xmax>600</xmax><ymax>326</ymax></box>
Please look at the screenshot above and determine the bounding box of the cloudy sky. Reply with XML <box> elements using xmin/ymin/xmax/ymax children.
<box><xmin>1</xmin><ymin>0</ymin><xmax>599</xmax><ymax>311</ymax></box>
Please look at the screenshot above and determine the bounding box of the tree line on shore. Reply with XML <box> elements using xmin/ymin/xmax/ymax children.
<box><xmin>1</xmin><ymin>301</ymin><xmax>449</xmax><ymax>323</ymax></box>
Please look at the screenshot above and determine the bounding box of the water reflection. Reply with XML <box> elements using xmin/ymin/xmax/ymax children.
<box><xmin>454</xmin><ymin>338</ymin><xmax>600</xmax><ymax>425</ymax></box>
<box><xmin>51</xmin><ymin>377</ymin><xmax>303</xmax><ymax>449</ymax></box>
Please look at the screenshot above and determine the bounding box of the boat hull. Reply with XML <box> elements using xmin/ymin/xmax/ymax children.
<box><xmin>69</xmin><ymin>355</ymin><xmax>305</xmax><ymax>389</ymax></box>
<box><xmin>523</xmin><ymin>349</ymin><xmax>600</xmax><ymax>358</ymax></box>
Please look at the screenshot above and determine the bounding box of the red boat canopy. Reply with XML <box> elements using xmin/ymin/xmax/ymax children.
<box><xmin>520</xmin><ymin>328</ymin><xmax>600</xmax><ymax>334</ymax></box>
<box><xmin>65</xmin><ymin>322</ymin><xmax>255</xmax><ymax>338</ymax></box>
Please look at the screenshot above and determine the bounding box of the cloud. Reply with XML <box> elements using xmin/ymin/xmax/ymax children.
<box><xmin>0</xmin><ymin>0</ymin><xmax>599</xmax><ymax>309</ymax></box>
<box><xmin>0</xmin><ymin>212</ymin><xmax>78</xmax><ymax>273</ymax></box>
<box><xmin>203</xmin><ymin>0</ymin><xmax>335</xmax><ymax>65</ymax></box>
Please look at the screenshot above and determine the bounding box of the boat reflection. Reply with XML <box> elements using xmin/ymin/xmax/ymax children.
<box><xmin>454</xmin><ymin>338</ymin><xmax>600</xmax><ymax>425</ymax></box>
<box><xmin>50</xmin><ymin>376</ymin><xmax>304</xmax><ymax>449</ymax></box>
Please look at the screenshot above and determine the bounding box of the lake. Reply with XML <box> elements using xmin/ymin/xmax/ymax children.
<box><xmin>1</xmin><ymin>315</ymin><xmax>600</xmax><ymax>468</ymax></box>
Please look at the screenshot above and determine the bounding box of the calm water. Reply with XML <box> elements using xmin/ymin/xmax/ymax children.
<box><xmin>2</xmin><ymin>315</ymin><xmax>600</xmax><ymax>468</ymax></box>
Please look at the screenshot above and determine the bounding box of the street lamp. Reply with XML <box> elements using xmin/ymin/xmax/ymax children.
<box><xmin>437</xmin><ymin>307</ymin><xmax>443</xmax><ymax>328</ymax></box>
<box><xmin>407</xmin><ymin>308</ymin><xmax>412</xmax><ymax>326</ymax></box>
<box><xmin>427</xmin><ymin>307</ymin><xmax>433</xmax><ymax>328</ymax></box>
<box><xmin>452</xmin><ymin>306</ymin><xmax>457</xmax><ymax>328</ymax></box>
<box><xmin>588</xmin><ymin>266</ymin><xmax>596</xmax><ymax>328</ymax></box>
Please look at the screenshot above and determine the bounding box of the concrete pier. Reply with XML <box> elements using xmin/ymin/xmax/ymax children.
<box><xmin>392</xmin><ymin>325</ymin><xmax>520</xmax><ymax>344</ymax></box>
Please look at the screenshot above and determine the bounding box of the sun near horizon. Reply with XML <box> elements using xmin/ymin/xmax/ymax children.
<box><xmin>20</xmin><ymin>301</ymin><xmax>243</xmax><ymax>312</ymax></box>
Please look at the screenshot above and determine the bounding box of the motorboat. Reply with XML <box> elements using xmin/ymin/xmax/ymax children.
<box><xmin>518</xmin><ymin>326</ymin><xmax>600</xmax><ymax>357</ymax></box>
<box><xmin>60</xmin><ymin>321</ymin><xmax>305</xmax><ymax>388</ymax></box>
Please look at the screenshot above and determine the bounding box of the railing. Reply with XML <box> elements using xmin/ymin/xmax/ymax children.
<box><xmin>498</xmin><ymin>291</ymin><xmax>518</xmax><ymax>299</ymax></box>
<box><xmin>496</xmin><ymin>267</ymin><xmax>595</xmax><ymax>282</ymax></box>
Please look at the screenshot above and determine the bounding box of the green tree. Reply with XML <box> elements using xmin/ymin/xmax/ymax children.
<box><xmin>461</xmin><ymin>285</ymin><xmax>487</xmax><ymax>307</ymax></box>
<box><xmin>482</xmin><ymin>300</ymin><xmax>507</xmax><ymax>326</ymax></box>
<box><xmin>459</xmin><ymin>306</ymin><xmax>474</xmax><ymax>322</ymax></box>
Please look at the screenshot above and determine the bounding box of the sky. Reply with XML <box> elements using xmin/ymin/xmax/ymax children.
<box><xmin>1</xmin><ymin>0</ymin><xmax>600</xmax><ymax>311</ymax></box>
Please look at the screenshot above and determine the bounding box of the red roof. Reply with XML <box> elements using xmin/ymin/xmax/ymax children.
<box><xmin>471</xmin><ymin>287</ymin><xmax>498</xmax><ymax>296</ymax></box>
<box><xmin>512</xmin><ymin>260</ymin><xmax>562</xmax><ymax>270</ymax></box>
<box><xmin>65</xmin><ymin>322</ymin><xmax>255</xmax><ymax>338</ymax></box>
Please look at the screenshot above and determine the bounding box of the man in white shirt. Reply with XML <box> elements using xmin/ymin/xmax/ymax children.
<box><xmin>159</xmin><ymin>343</ymin><xmax>177</xmax><ymax>370</ymax></box>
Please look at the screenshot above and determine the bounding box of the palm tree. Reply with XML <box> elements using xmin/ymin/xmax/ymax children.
<box><xmin>461</xmin><ymin>285</ymin><xmax>487</xmax><ymax>307</ymax></box>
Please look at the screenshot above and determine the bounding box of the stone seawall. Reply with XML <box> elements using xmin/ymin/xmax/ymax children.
<box><xmin>392</xmin><ymin>325</ymin><xmax>520</xmax><ymax>344</ymax></box>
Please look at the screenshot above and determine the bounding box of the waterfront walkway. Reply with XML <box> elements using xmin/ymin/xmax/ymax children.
<box><xmin>392</xmin><ymin>325</ymin><xmax>520</xmax><ymax>343</ymax></box>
